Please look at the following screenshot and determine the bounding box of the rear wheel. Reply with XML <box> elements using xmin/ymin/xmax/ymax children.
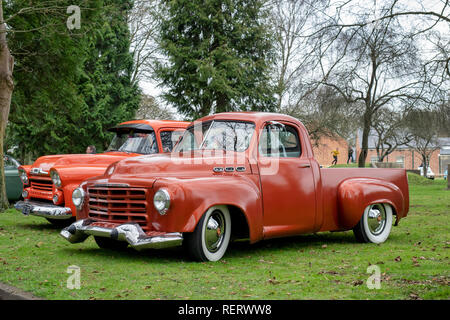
<box><xmin>46</xmin><ymin>217</ymin><xmax>75</xmax><ymax>228</ymax></box>
<box><xmin>94</xmin><ymin>236</ymin><xmax>128</xmax><ymax>250</ymax></box>
<box><xmin>353</xmin><ymin>203</ymin><xmax>393</xmax><ymax>244</ymax></box>
<box><xmin>184</xmin><ymin>205</ymin><xmax>231</xmax><ymax>262</ymax></box>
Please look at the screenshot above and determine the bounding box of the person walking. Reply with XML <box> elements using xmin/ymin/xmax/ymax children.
<box><xmin>331</xmin><ymin>148</ymin><xmax>339</xmax><ymax>166</ymax></box>
<box><xmin>347</xmin><ymin>147</ymin><xmax>353</xmax><ymax>164</ymax></box>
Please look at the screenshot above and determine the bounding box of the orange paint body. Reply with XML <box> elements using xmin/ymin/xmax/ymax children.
<box><xmin>75</xmin><ymin>113</ymin><xmax>409</xmax><ymax>243</ymax></box>
<box><xmin>18</xmin><ymin>120</ymin><xmax>189</xmax><ymax>217</ymax></box>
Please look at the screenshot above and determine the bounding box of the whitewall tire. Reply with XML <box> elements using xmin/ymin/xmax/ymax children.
<box><xmin>184</xmin><ymin>205</ymin><xmax>231</xmax><ymax>262</ymax></box>
<box><xmin>353</xmin><ymin>203</ymin><xmax>393</xmax><ymax>244</ymax></box>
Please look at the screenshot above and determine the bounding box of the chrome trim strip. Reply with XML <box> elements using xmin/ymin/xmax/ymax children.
<box><xmin>14</xmin><ymin>200</ymin><xmax>72</xmax><ymax>219</ymax></box>
<box><xmin>93</xmin><ymin>183</ymin><xmax>130</xmax><ymax>188</ymax></box>
<box><xmin>60</xmin><ymin>219</ymin><xmax>183</xmax><ymax>250</ymax></box>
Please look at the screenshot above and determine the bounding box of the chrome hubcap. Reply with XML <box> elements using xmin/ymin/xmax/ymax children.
<box><xmin>204</xmin><ymin>210</ymin><xmax>226</xmax><ymax>253</ymax></box>
<box><xmin>367</xmin><ymin>204</ymin><xmax>387</xmax><ymax>236</ymax></box>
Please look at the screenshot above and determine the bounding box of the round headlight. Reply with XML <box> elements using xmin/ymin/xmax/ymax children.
<box><xmin>50</xmin><ymin>170</ymin><xmax>62</xmax><ymax>188</ymax></box>
<box><xmin>153</xmin><ymin>188</ymin><xmax>170</xmax><ymax>215</ymax></box>
<box><xmin>72</xmin><ymin>187</ymin><xmax>85</xmax><ymax>208</ymax></box>
<box><xmin>19</xmin><ymin>169</ymin><xmax>29</xmax><ymax>184</ymax></box>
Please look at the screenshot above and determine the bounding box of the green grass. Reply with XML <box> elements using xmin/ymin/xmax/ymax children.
<box><xmin>329</xmin><ymin>163</ymin><xmax>371</xmax><ymax>168</ymax></box>
<box><xmin>0</xmin><ymin>178</ymin><xmax>448</xmax><ymax>300</ymax></box>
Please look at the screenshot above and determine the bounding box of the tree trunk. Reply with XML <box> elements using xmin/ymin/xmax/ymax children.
<box><xmin>0</xmin><ymin>0</ymin><xmax>15</xmax><ymax>210</ymax></box>
<box><xmin>421</xmin><ymin>154</ymin><xmax>428</xmax><ymax>178</ymax></box>
<box><xmin>358</xmin><ymin>113</ymin><xmax>371</xmax><ymax>167</ymax></box>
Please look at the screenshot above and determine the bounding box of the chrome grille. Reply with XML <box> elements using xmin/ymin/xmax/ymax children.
<box><xmin>30</xmin><ymin>177</ymin><xmax>53</xmax><ymax>192</ymax></box>
<box><xmin>87</xmin><ymin>186</ymin><xmax>149</xmax><ymax>231</ymax></box>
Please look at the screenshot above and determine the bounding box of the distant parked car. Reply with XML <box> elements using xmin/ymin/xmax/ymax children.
<box><xmin>4</xmin><ymin>155</ymin><xmax>23</xmax><ymax>201</ymax></box>
<box><xmin>418</xmin><ymin>165</ymin><xmax>435</xmax><ymax>180</ymax></box>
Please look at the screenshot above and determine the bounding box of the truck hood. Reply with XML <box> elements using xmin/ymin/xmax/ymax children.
<box><xmin>30</xmin><ymin>152</ymin><xmax>137</xmax><ymax>174</ymax></box>
<box><xmin>107</xmin><ymin>150</ymin><xmax>251</xmax><ymax>180</ymax></box>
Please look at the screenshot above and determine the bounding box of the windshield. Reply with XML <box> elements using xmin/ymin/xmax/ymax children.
<box><xmin>106</xmin><ymin>131</ymin><xmax>158</xmax><ymax>154</ymax></box>
<box><xmin>174</xmin><ymin>120</ymin><xmax>255</xmax><ymax>152</ymax></box>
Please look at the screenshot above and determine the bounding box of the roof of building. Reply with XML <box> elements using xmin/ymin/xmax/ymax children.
<box><xmin>358</xmin><ymin>129</ymin><xmax>450</xmax><ymax>153</ymax></box>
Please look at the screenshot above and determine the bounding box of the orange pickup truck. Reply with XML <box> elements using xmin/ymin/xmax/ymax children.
<box><xmin>15</xmin><ymin>120</ymin><xmax>189</xmax><ymax>226</ymax></box>
<box><xmin>61</xmin><ymin>112</ymin><xmax>409</xmax><ymax>261</ymax></box>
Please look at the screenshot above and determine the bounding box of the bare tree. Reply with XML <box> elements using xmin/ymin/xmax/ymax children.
<box><xmin>270</xmin><ymin>0</ymin><xmax>325</xmax><ymax>111</ymax></box>
<box><xmin>135</xmin><ymin>94</ymin><xmax>176</xmax><ymax>120</ymax></box>
<box><xmin>313</xmin><ymin>1</ymin><xmax>443</xmax><ymax>167</ymax></box>
<box><xmin>371</xmin><ymin>108</ymin><xmax>412</xmax><ymax>162</ymax></box>
<box><xmin>128</xmin><ymin>0</ymin><xmax>161</xmax><ymax>86</ymax></box>
<box><xmin>310</xmin><ymin>0</ymin><xmax>449</xmax><ymax>78</ymax></box>
<box><xmin>405</xmin><ymin>107</ymin><xmax>444</xmax><ymax>177</ymax></box>
<box><xmin>284</xmin><ymin>86</ymin><xmax>360</xmax><ymax>146</ymax></box>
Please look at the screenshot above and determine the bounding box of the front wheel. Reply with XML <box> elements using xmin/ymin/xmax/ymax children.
<box><xmin>184</xmin><ymin>205</ymin><xmax>231</xmax><ymax>262</ymax></box>
<box><xmin>353</xmin><ymin>203</ymin><xmax>393</xmax><ymax>244</ymax></box>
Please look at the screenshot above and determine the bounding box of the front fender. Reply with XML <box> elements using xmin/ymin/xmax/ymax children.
<box><xmin>151</xmin><ymin>176</ymin><xmax>263</xmax><ymax>243</ymax></box>
<box><xmin>337</xmin><ymin>178</ymin><xmax>406</xmax><ymax>230</ymax></box>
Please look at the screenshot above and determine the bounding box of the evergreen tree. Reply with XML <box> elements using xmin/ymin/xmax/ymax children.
<box><xmin>77</xmin><ymin>0</ymin><xmax>141</xmax><ymax>152</ymax></box>
<box><xmin>156</xmin><ymin>0</ymin><xmax>276</xmax><ymax>120</ymax></box>
<box><xmin>6</xmin><ymin>0</ymin><xmax>140</xmax><ymax>161</ymax></box>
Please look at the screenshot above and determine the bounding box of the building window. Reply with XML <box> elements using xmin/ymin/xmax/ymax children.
<box><xmin>396</xmin><ymin>156</ymin><xmax>405</xmax><ymax>164</ymax></box>
<box><xmin>370</xmin><ymin>156</ymin><xmax>378</xmax><ymax>163</ymax></box>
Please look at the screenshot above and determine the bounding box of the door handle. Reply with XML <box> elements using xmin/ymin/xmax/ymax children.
<box><xmin>299</xmin><ymin>164</ymin><xmax>311</xmax><ymax>168</ymax></box>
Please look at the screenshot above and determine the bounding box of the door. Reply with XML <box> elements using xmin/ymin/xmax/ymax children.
<box><xmin>258</xmin><ymin>121</ymin><xmax>316</xmax><ymax>238</ymax></box>
<box><xmin>4</xmin><ymin>155</ymin><xmax>23</xmax><ymax>201</ymax></box>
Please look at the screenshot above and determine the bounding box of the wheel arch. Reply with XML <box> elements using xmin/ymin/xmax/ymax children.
<box><xmin>188</xmin><ymin>201</ymin><xmax>260</xmax><ymax>243</ymax></box>
<box><xmin>337</xmin><ymin>178</ymin><xmax>405</xmax><ymax>230</ymax></box>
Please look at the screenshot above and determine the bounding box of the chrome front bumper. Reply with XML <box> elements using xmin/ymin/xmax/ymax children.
<box><xmin>14</xmin><ymin>200</ymin><xmax>72</xmax><ymax>219</ymax></box>
<box><xmin>60</xmin><ymin>219</ymin><xmax>183</xmax><ymax>250</ymax></box>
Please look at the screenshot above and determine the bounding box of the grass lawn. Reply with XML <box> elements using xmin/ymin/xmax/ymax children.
<box><xmin>0</xmin><ymin>174</ymin><xmax>448</xmax><ymax>300</ymax></box>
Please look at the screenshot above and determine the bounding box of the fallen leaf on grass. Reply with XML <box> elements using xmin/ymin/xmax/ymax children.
<box><xmin>394</xmin><ymin>256</ymin><xmax>402</xmax><ymax>262</ymax></box>
<box><xmin>318</xmin><ymin>270</ymin><xmax>339</xmax><ymax>275</ymax></box>
<box><xmin>409</xmin><ymin>293</ymin><xmax>422</xmax><ymax>300</ymax></box>
<box><xmin>35</xmin><ymin>242</ymin><xmax>44</xmax><ymax>248</ymax></box>
<box><xmin>352</xmin><ymin>280</ymin><xmax>364</xmax><ymax>286</ymax></box>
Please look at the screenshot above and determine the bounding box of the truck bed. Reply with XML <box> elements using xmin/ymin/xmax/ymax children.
<box><xmin>318</xmin><ymin>168</ymin><xmax>409</xmax><ymax>232</ymax></box>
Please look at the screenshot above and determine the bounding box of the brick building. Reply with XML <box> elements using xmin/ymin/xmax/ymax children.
<box><xmin>311</xmin><ymin>135</ymin><xmax>352</xmax><ymax>166</ymax></box>
<box><xmin>354</xmin><ymin>131</ymin><xmax>450</xmax><ymax>176</ymax></box>
<box><xmin>309</xmin><ymin>130</ymin><xmax>450</xmax><ymax>176</ymax></box>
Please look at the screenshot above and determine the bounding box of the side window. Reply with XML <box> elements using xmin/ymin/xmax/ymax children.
<box><xmin>259</xmin><ymin>123</ymin><xmax>301</xmax><ymax>158</ymax></box>
<box><xmin>161</xmin><ymin>130</ymin><xmax>184</xmax><ymax>152</ymax></box>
